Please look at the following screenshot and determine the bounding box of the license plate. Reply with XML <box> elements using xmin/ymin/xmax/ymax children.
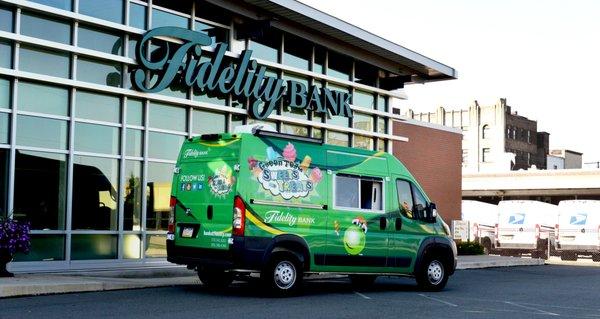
<box><xmin>182</xmin><ymin>227</ymin><xmax>194</xmax><ymax>238</ymax></box>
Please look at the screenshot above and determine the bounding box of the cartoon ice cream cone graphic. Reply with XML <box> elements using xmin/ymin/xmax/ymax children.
<box><xmin>300</xmin><ymin>155</ymin><xmax>312</xmax><ymax>172</ymax></box>
<box><xmin>310</xmin><ymin>167</ymin><xmax>323</xmax><ymax>183</ymax></box>
<box><xmin>283</xmin><ymin>143</ymin><xmax>297</xmax><ymax>162</ymax></box>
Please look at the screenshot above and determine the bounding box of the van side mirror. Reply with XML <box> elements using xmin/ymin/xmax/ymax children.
<box><xmin>425</xmin><ymin>203</ymin><xmax>438</xmax><ymax>223</ymax></box>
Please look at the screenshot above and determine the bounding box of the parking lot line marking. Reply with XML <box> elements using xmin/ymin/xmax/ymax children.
<box><xmin>418</xmin><ymin>294</ymin><xmax>458</xmax><ymax>307</ymax></box>
<box><xmin>353</xmin><ymin>291</ymin><xmax>371</xmax><ymax>300</ymax></box>
<box><xmin>505</xmin><ymin>301</ymin><xmax>559</xmax><ymax>316</ymax></box>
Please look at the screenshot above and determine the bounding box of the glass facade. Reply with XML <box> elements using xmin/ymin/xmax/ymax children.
<box><xmin>0</xmin><ymin>0</ymin><xmax>400</xmax><ymax>269</ymax></box>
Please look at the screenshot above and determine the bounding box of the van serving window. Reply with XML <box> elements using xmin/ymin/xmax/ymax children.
<box><xmin>335</xmin><ymin>174</ymin><xmax>383</xmax><ymax>211</ymax></box>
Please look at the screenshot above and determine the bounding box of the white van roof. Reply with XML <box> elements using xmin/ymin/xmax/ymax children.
<box><xmin>461</xmin><ymin>200</ymin><xmax>498</xmax><ymax>224</ymax></box>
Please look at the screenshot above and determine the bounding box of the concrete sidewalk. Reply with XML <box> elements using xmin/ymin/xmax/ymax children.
<box><xmin>0</xmin><ymin>255</ymin><xmax>544</xmax><ymax>298</ymax></box>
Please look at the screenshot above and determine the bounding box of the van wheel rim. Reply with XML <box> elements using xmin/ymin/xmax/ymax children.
<box><xmin>427</xmin><ymin>260</ymin><xmax>444</xmax><ymax>285</ymax></box>
<box><xmin>274</xmin><ymin>261</ymin><xmax>296</xmax><ymax>289</ymax></box>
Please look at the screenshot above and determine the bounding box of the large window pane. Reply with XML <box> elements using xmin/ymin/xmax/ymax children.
<box><xmin>71</xmin><ymin>234</ymin><xmax>118</xmax><ymax>260</ymax></box>
<box><xmin>192</xmin><ymin>110</ymin><xmax>225</xmax><ymax>135</ymax></box>
<box><xmin>282</xmin><ymin>73</ymin><xmax>308</xmax><ymax>119</ymax></box>
<box><xmin>0</xmin><ymin>149</ymin><xmax>7</xmax><ymax>216</ymax></box>
<box><xmin>129</xmin><ymin>2</ymin><xmax>146</xmax><ymax>29</ymax></box>
<box><xmin>123</xmin><ymin>234</ymin><xmax>141</xmax><ymax>259</ymax></box>
<box><xmin>146</xmin><ymin>162</ymin><xmax>174</xmax><ymax>231</ymax></box>
<box><xmin>0</xmin><ymin>40</ymin><xmax>11</xmax><ymax>69</ymax></box>
<box><xmin>327</xmin><ymin>131</ymin><xmax>348</xmax><ymax>147</ymax></box>
<box><xmin>313</xmin><ymin>46</ymin><xmax>325</xmax><ymax>74</ymax></box>
<box><xmin>77</xmin><ymin>57</ymin><xmax>121</xmax><ymax>87</ymax></box>
<box><xmin>152</xmin><ymin>8</ymin><xmax>188</xmax><ymax>28</ymax></box>
<box><xmin>79</xmin><ymin>0</ymin><xmax>123</xmax><ymax>24</ymax></box>
<box><xmin>354</xmin><ymin>135</ymin><xmax>373</xmax><ymax>150</ymax></box>
<box><xmin>29</xmin><ymin>0</ymin><xmax>72</xmax><ymax>11</ymax></box>
<box><xmin>376</xmin><ymin>95</ymin><xmax>387</xmax><ymax>112</ymax></box>
<box><xmin>248</xmin><ymin>31</ymin><xmax>280</xmax><ymax>62</ymax></box>
<box><xmin>14</xmin><ymin>150</ymin><xmax>67</xmax><ymax>229</ymax></box>
<box><xmin>0</xmin><ymin>7</ymin><xmax>12</xmax><ymax>32</ymax></box>
<box><xmin>283</xmin><ymin>33</ymin><xmax>311</xmax><ymax>70</ymax></box>
<box><xmin>18</xmin><ymin>81</ymin><xmax>68</xmax><ymax>116</ymax></box>
<box><xmin>328</xmin><ymin>51</ymin><xmax>352</xmax><ymax>81</ymax></box>
<box><xmin>125</xmin><ymin>129</ymin><xmax>143</xmax><ymax>157</ymax></box>
<box><xmin>326</xmin><ymin>84</ymin><xmax>350</xmax><ymax>127</ymax></box>
<box><xmin>335</xmin><ymin>175</ymin><xmax>358</xmax><ymax>208</ymax></box>
<box><xmin>195</xmin><ymin>0</ymin><xmax>230</xmax><ymax>25</ymax></box>
<box><xmin>0</xmin><ymin>78</ymin><xmax>9</xmax><ymax>109</ymax></box>
<box><xmin>148</xmin><ymin>132</ymin><xmax>184</xmax><ymax>160</ymax></box>
<box><xmin>354</xmin><ymin>61</ymin><xmax>378</xmax><ymax>87</ymax></box>
<box><xmin>16</xmin><ymin>115</ymin><xmax>68</xmax><ymax>149</ymax></box>
<box><xmin>377</xmin><ymin>117</ymin><xmax>387</xmax><ymax>134</ymax></box>
<box><xmin>20</xmin><ymin>12</ymin><xmax>70</xmax><ymax>44</ymax></box>
<box><xmin>19</xmin><ymin>45</ymin><xmax>70</xmax><ymax>78</ymax></box>
<box><xmin>230</xmin><ymin>114</ymin><xmax>245</xmax><ymax>132</ymax></box>
<box><xmin>281</xmin><ymin>123</ymin><xmax>308</xmax><ymax>137</ymax></box>
<box><xmin>0</xmin><ymin>113</ymin><xmax>8</xmax><ymax>144</ymax></box>
<box><xmin>13</xmin><ymin>235</ymin><xmax>65</xmax><ymax>261</ymax></box>
<box><xmin>145</xmin><ymin>234</ymin><xmax>166</xmax><ymax>257</ymax></box>
<box><xmin>74</xmin><ymin>122</ymin><xmax>120</xmax><ymax>155</ymax></box>
<box><xmin>78</xmin><ymin>25</ymin><xmax>122</xmax><ymax>55</ymax></box>
<box><xmin>72</xmin><ymin>155</ymin><xmax>119</xmax><ymax>230</ymax></box>
<box><xmin>124</xmin><ymin>161</ymin><xmax>142</xmax><ymax>231</ymax></box>
<box><xmin>148</xmin><ymin>102</ymin><xmax>186</xmax><ymax>131</ymax></box>
<box><xmin>75</xmin><ymin>90</ymin><xmax>120</xmax><ymax>123</ymax></box>
<box><xmin>126</xmin><ymin>98</ymin><xmax>143</xmax><ymax>126</ymax></box>
<box><xmin>194</xmin><ymin>21</ymin><xmax>228</xmax><ymax>47</ymax></box>
<box><xmin>353</xmin><ymin>113</ymin><xmax>373</xmax><ymax>131</ymax></box>
<box><xmin>353</xmin><ymin>90</ymin><xmax>374</xmax><ymax>109</ymax></box>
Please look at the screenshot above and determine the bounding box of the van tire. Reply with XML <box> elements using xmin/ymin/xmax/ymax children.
<box><xmin>198</xmin><ymin>270</ymin><xmax>233</xmax><ymax>289</ymax></box>
<box><xmin>261</xmin><ymin>252</ymin><xmax>303</xmax><ymax>296</ymax></box>
<box><xmin>416</xmin><ymin>254</ymin><xmax>449</xmax><ymax>291</ymax></box>
<box><xmin>349</xmin><ymin>275</ymin><xmax>377</xmax><ymax>288</ymax></box>
<box><xmin>592</xmin><ymin>253</ymin><xmax>600</xmax><ymax>262</ymax></box>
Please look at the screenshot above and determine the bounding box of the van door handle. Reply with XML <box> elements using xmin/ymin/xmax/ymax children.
<box><xmin>207</xmin><ymin>205</ymin><xmax>213</xmax><ymax>220</ymax></box>
<box><xmin>380</xmin><ymin>217</ymin><xmax>387</xmax><ymax>230</ymax></box>
<box><xmin>395</xmin><ymin>217</ymin><xmax>402</xmax><ymax>231</ymax></box>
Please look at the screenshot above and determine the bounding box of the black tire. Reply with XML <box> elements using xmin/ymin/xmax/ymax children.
<box><xmin>482</xmin><ymin>239</ymin><xmax>492</xmax><ymax>255</ymax></box>
<box><xmin>592</xmin><ymin>253</ymin><xmax>600</xmax><ymax>262</ymax></box>
<box><xmin>416</xmin><ymin>255</ymin><xmax>449</xmax><ymax>291</ymax></box>
<box><xmin>261</xmin><ymin>252</ymin><xmax>303</xmax><ymax>296</ymax></box>
<box><xmin>198</xmin><ymin>270</ymin><xmax>234</xmax><ymax>289</ymax></box>
<box><xmin>349</xmin><ymin>275</ymin><xmax>377</xmax><ymax>288</ymax></box>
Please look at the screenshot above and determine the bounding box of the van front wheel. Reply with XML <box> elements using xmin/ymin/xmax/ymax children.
<box><xmin>198</xmin><ymin>270</ymin><xmax>233</xmax><ymax>289</ymax></box>
<box><xmin>262</xmin><ymin>253</ymin><xmax>303</xmax><ymax>295</ymax></box>
<box><xmin>416</xmin><ymin>255</ymin><xmax>448</xmax><ymax>291</ymax></box>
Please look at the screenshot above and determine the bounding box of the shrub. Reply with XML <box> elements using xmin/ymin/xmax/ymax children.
<box><xmin>457</xmin><ymin>241</ymin><xmax>484</xmax><ymax>255</ymax></box>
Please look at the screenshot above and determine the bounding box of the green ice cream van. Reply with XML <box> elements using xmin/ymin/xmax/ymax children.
<box><xmin>167</xmin><ymin>127</ymin><xmax>456</xmax><ymax>294</ymax></box>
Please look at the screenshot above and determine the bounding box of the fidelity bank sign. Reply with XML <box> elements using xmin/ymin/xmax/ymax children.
<box><xmin>132</xmin><ymin>27</ymin><xmax>353</xmax><ymax>119</ymax></box>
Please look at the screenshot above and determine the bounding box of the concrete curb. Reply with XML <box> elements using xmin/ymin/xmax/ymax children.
<box><xmin>457</xmin><ymin>255</ymin><xmax>545</xmax><ymax>269</ymax></box>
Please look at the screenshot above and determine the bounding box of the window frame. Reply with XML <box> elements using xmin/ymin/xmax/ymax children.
<box><xmin>333</xmin><ymin>173</ymin><xmax>385</xmax><ymax>213</ymax></box>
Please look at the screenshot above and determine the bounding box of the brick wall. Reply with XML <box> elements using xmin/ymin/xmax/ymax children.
<box><xmin>392</xmin><ymin>120</ymin><xmax>462</xmax><ymax>221</ymax></box>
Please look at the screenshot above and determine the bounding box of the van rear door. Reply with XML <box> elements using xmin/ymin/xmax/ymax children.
<box><xmin>172</xmin><ymin>155</ymin><xmax>239</xmax><ymax>251</ymax></box>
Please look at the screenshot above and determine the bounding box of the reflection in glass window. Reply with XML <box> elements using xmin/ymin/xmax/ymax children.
<box><xmin>313</xmin><ymin>46</ymin><xmax>325</xmax><ymax>74</ymax></box>
<box><xmin>79</xmin><ymin>0</ymin><xmax>123</xmax><ymax>24</ymax></box>
<box><xmin>13</xmin><ymin>234</ymin><xmax>65</xmax><ymax>261</ymax></box>
<box><xmin>29</xmin><ymin>0</ymin><xmax>72</xmax><ymax>11</ymax></box>
<box><xmin>248</xmin><ymin>31</ymin><xmax>280</xmax><ymax>62</ymax></box>
<box><xmin>377</xmin><ymin>139</ymin><xmax>386</xmax><ymax>152</ymax></box>
<box><xmin>149</xmin><ymin>102</ymin><xmax>186</xmax><ymax>131</ymax></box>
<box><xmin>353</xmin><ymin>90</ymin><xmax>374</xmax><ymax>109</ymax></box>
<box><xmin>19</xmin><ymin>45</ymin><xmax>70</xmax><ymax>78</ymax></box>
<box><xmin>0</xmin><ymin>149</ymin><xmax>6</xmax><ymax>216</ymax></box>
<box><xmin>128</xmin><ymin>36</ymin><xmax>139</xmax><ymax>60</ymax></box>
<box><xmin>14</xmin><ymin>151</ymin><xmax>67</xmax><ymax>229</ymax></box>
<box><xmin>353</xmin><ymin>113</ymin><xmax>373</xmax><ymax>131</ymax></box>
<box><xmin>71</xmin><ymin>234</ymin><xmax>118</xmax><ymax>259</ymax></box>
<box><xmin>77</xmin><ymin>57</ymin><xmax>121</xmax><ymax>87</ymax></box>
<box><xmin>230</xmin><ymin>114</ymin><xmax>245</xmax><ymax>132</ymax></box>
<box><xmin>377</xmin><ymin>117</ymin><xmax>387</xmax><ymax>134</ymax></box>
<box><xmin>326</xmin><ymin>84</ymin><xmax>350</xmax><ymax>127</ymax></box>
<box><xmin>145</xmin><ymin>234</ymin><xmax>167</xmax><ymax>257</ymax></box>
<box><xmin>0</xmin><ymin>113</ymin><xmax>8</xmax><ymax>144</ymax></box>
<box><xmin>78</xmin><ymin>25</ymin><xmax>122</xmax><ymax>55</ymax></box>
<box><xmin>328</xmin><ymin>51</ymin><xmax>352</xmax><ymax>81</ymax></box>
<box><xmin>335</xmin><ymin>175</ymin><xmax>383</xmax><ymax>211</ymax></box>
<box><xmin>283</xmin><ymin>33</ymin><xmax>311</xmax><ymax>70</ymax></box>
<box><xmin>129</xmin><ymin>2</ymin><xmax>146</xmax><ymax>29</ymax></box>
<box><xmin>152</xmin><ymin>8</ymin><xmax>188</xmax><ymax>28</ymax></box>
<box><xmin>376</xmin><ymin>95</ymin><xmax>387</xmax><ymax>112</ymax></box>
<box><xmin>353</xmin><ymin>135</ymin><xmax>373</xmax><ymax>150</ymax></box>
<box><xmin>282</xmin><ymin>73</ymin><xmax>308</xmax><ymax>119</ymax></box>
<box><xmin>124</xmin><ymin>161</ymin><xmax>142</xmax><ymax>231</ymax></box>
<box><xmin>1</xmin><ymin>78</ymin><xmax>10</xmax><ymax>109</ymax></box>
<box><xmin>327</xmin><ymin>131</ymin><xmax>348</xmax><ymax>147</ymax></box>
<box><xmin>147</xmin><ymin>132</ymin><xmax>184</xmax><ymax>161</ymax></box>
<box><xmin>126</xmin><ymin>99</ymin><xmax>144</xmax><ymax>126</ymax></box>
<box><xmin>125</xmin><ymin>129</ymin><xmax>143</xmax><ymax>157</ymax></box>
<box><xmin>16</xmin><ymin>115</ymin><xmax>68</xmax><ymax>149</ymax></box>
<box><xmin>281</xmin><ymin>123</ymin><xmax>308</xmax><ymax>137</ymax></box>
<box><xmin>312</xmin><ymin>128</ymin><xmax>323</xmax><ymax>140</ymax></box>
<box><xmin>76</xmin><ymin>90</ymin><xmax>120</xmax><ymax>123</ymax></box>
<box><xmin>18</xmin><ymin>81</ymin><xmax>68</xmax><ymax>116</ymax></box>
<box><xmin>20</xmin><ymin>12</ymin><xmax>70</xmax><ymax>44</ymax></box>
<box><xmin>0</xmin><ymin>7</ymin><xmax>13</xmax><ymax>32</ymax></box>
<box><xmin>74</xmin><ymin>123</ymin><xmax>120</xmax><ymax>155</ymax></box>
<box><xmin>192</xmin><ymin>110</ymin><xmax>225</xmax><ymax>135</ymax></box>
<box><xmin>146</xmin><ymin>162</ymin><xmax>174</xmax><ymax>231</ymax></box>
<box><xmin>195</xmin><ymin>21</ymin><xmax>228</xmax><ymax>47</ymax></box>
<box><xmin>72</xmin><ymin>155</ymin><xmax>119</xmax><ymax>230</ymax></box>
<box><xmin>123</xmin><ymin>234</ymin><xmax>141</xmax><ymax>259</ymax></box>
<box><xmin>396</xmin><ymin>180</ymin><xmax>414</xmax><ymax>219</ymax></box>
<box><xmin>0</xmin><ymin>40</ymin><xmax>11</xmax><ymax>69</ymax></box>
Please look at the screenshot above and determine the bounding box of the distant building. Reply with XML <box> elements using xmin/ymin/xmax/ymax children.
<box><xmin>406</xmin><ymin>98</ymin><xmax>549</xmax><ymax>173</ymax></box>
<box><xmin>548</xmin><ymin>149</ymin><xmax>582</xmax><ymax>169</ymax></box>
<box><xmin>547</xmin><ymin>155</ymin><xmax>565</xmax><ymax>170</ymax></box>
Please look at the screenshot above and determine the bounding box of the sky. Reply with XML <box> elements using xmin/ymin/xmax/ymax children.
<box><xmin>299</xmin><ymin>0</ymin><xmax>600</xmax><ymax>162</ymax></box>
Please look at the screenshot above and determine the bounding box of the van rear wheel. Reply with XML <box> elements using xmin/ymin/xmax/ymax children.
<box><xmin>416</xmin><ymin>255</ymin><xmax>448</xmax><ymax>291</ymax></box>
<box><xmin>261</xmin><ymin>253</ymin><xmax>303</xmax><ymax>295</ymax></box>
<box><xmin>198</xmin><ymin>270</ymin><xmax>233</xmax><ymax>289</ymax></box>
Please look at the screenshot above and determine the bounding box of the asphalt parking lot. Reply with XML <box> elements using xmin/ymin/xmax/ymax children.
<box><xmin>2</xmin><ymin>265</ymin><xmax>600</xmax><ymax>319</ymax></box>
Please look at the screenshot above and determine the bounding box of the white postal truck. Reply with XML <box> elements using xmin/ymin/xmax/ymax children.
<box><xmin>496</xmin><ymin>200</ymin><xmax>558</xmax><ymax>259</ymax></box>
<box><xmin>461</xmin><ymin>200</ymin><xmax>498</xmax><ymax>254</ymax></box>
<box><xmin>555</xmin><ymin>200</ymin><xmax>600</xmax><ymax>262</ymax></box>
